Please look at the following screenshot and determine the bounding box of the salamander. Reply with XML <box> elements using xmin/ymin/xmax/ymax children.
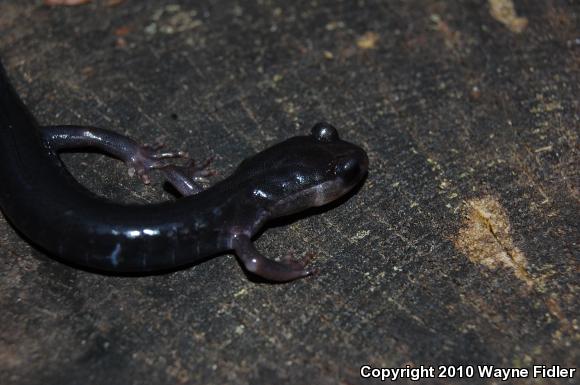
<box><xmin>0</xmin><ymin>62</ymin><xmax>368</xmax><ymax>282</ymax></box>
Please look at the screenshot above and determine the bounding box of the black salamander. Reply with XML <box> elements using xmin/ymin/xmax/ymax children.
<box><xmin>0</xmin><ymin>63</ymin><xmax>368</xmax><ymax>282</ymax></box>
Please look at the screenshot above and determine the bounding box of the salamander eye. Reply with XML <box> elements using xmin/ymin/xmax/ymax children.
<box><xmin>311</xmin><ymin>122</ymin><xmax>339</xmax><ymax>142</ymax></box>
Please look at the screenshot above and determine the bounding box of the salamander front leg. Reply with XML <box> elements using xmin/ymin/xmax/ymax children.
<box><xmin>42</xmin><ymin>125</ymin><xmax>188</xmax><ymax>184</ymax></box>
<box><xmin>232</xmin><ymin>235</ymin><xmax>315</xmax><ymax>282</ymax></box>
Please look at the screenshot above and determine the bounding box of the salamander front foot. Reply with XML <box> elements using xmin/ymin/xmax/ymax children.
<box><xmin>233</xmin><ymin>235</ymin><xmax>316</xmax><ymax>282</ymax></box>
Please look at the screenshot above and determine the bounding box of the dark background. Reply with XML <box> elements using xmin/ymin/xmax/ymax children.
<box><xmin>0</xmin><ymin>1</ymin><xmax>578</xmax><ymax>384</ymax></box>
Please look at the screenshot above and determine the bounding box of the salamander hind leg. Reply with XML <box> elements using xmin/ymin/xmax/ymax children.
<box><xmin>42</xmin><ymin>125</ymin><xmax>188</xmax><ymax>184</ymax></box>
<box><xmin>132</xmin><ymin>141</ymin><xmax>189</xmax><ymax>184</ymax></box>
<box><xmin>232</xmin><ymin>235</ymin><xmax>316</xmax><ymax>282</ymax></box>
<box><xmin>159</xmin><ymin>158</ymin><xmax>215</xmax><ymax>196</ymax></box>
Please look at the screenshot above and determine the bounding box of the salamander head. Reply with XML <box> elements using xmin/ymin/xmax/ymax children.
<box><xmin>239</xmin><ymin>122</ymin><xmax>369</xmax><ymax>218</ymax></box>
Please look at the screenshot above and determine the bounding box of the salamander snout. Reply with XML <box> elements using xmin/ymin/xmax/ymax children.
<box><xmin>311</xmin><ymin>121</ymin><xmax>369</xmax><ymax>182</ymax></box>
<box><xmin>336</xmin><ymin>155</ymin><xmax>364</xmax><ymax>185</ymax></box>
<box><xmin>337</xmin><ymin>147</ymin><xmax>368</xmax><ymax>191</ymax></box>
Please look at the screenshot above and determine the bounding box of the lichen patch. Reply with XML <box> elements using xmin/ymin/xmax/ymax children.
<box><xmin>488</xmin><ymin>0</ymin><xmax>528</xmax><ymax>33</ymax></box>
<box><xmin>357</xmin><ymin>32</ymin><xmax>380</xmax><ymax>50</ymax></box>
<box><xmin>455</xmin><ymin>197</ymin><xmax>534</xmax><ymax>287</ymax></box>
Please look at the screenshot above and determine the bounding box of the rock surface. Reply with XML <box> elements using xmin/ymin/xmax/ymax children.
<box><xmin>0</xmin><ymin>1</ymin><xmax>578</xmax><ymax>384</ymax></box>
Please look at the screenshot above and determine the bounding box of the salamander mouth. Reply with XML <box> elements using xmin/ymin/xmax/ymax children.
<box><xmin>270</xmin><ymin>175</ymin><xmax>363</xmax><ymax>218</ymax></box>
<box><xmin>311</xmin><ymin>179</ymin><xmax>349</xmax><ymax>206</ymax></box>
